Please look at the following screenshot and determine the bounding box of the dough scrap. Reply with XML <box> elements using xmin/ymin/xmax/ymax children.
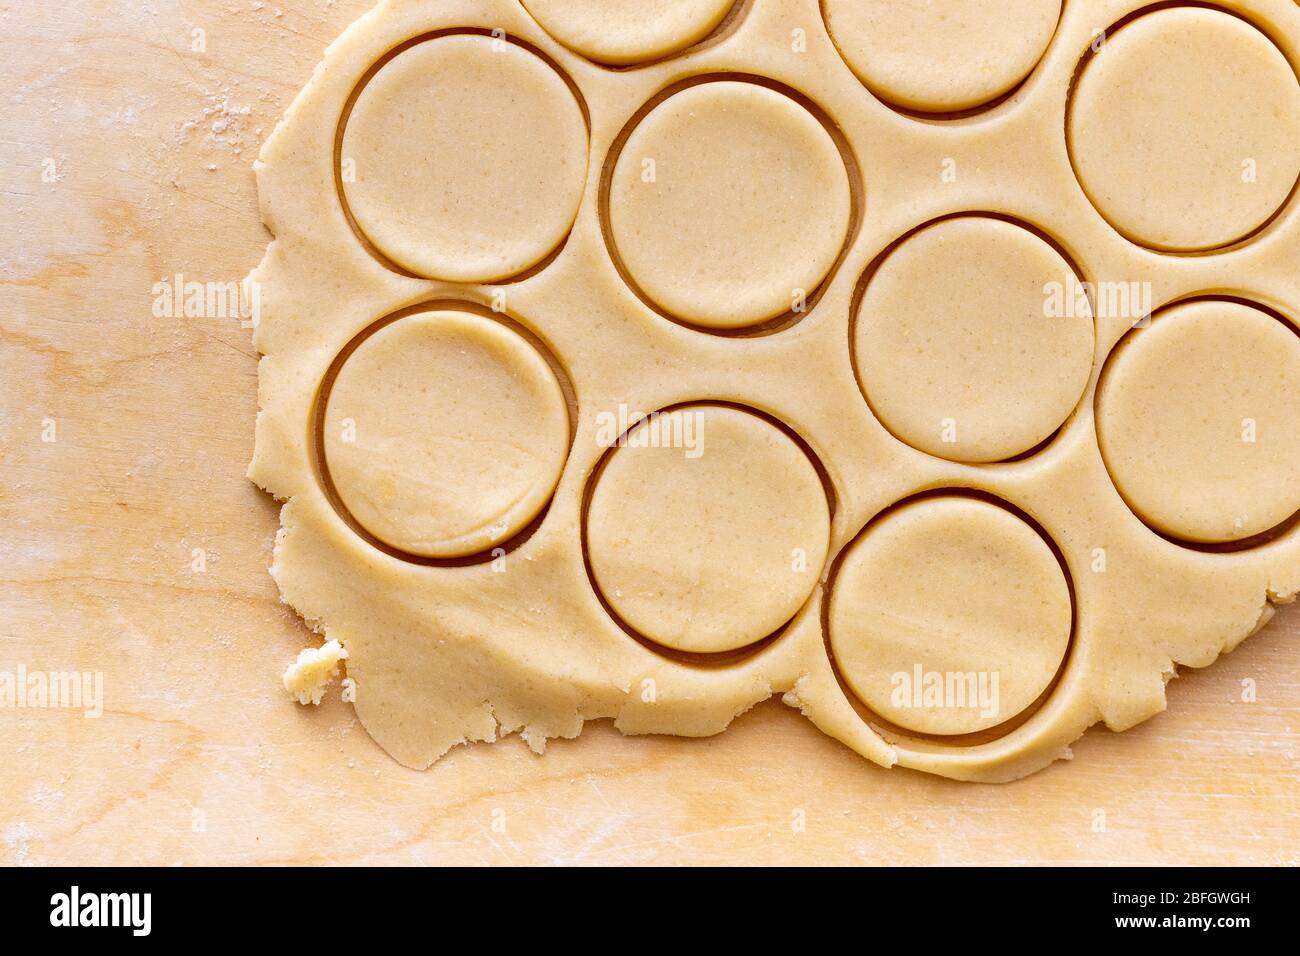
<box><xmin>250</xmin><ymin>0</ymin><xmax>1300</xmax><ymax>782</ymax></box>
<box><xmin>283</xmin><ymin>640</ymin><xmax>349</xmax><ymax>706</ymax></box>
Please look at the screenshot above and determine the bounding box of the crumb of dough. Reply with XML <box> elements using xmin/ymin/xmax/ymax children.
<box><xmin>282</xmin><ymin>639</ymin><xmax>348</xmax><ymax>705</ymax></box>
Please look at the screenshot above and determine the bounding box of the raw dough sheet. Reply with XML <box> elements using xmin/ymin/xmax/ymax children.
<box><xmin>252</xmin><ymin>0</ymin><xmax>1300</xmax><ymax>782</ymax></box>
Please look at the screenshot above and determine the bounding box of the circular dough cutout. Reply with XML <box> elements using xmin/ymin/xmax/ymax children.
<box><xmin>1067</xmin><ymin>8</ymin><xmax>1300</xmax><ymax>252</ymax></box>
<box><xmin>521</xmin><ymin>0</ymin><xmax>734</xmax><ymax>66</ymax></box>
<box><xmin>1097</xmin><ymin>300</ymin><xmax>1300</xmax><ymax>544</ymax></box>
<box><xmin>340</xmin><ymin>35</ymin><xmax>588</xmax><ymax>281</ymax></box>
<box><xmin>854</xmin><ymin>217</ymin><xmax>1094</xmax><ymax>463</ymax></box>
<box><xmin>322</xmin><ymin>310</ymin><xmax>570</xmax><ymax>558</ymax></box>
<box><xmin>829</xmin><ymin>497</ymin><xmax>1072</xmax><ymax>736</ymax></box>
<box><xmin>608</xmin><ymin>81</ymin><xmax>851</xmax><ymax>330</ymax></box>
<box><xmin>823</xmin><ymin>0</ymin><xmax>1061</xmax><ymax>112</ymax></box>
<box><xmin>587</xmin><ymin>405</ymin><xmax>830</xmax><ymax>653</ymax></box>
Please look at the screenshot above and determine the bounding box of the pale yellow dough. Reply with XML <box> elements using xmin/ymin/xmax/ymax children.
<box><xmin>250</xmin><ymin>0</ymin><xmax>1300</xmax><ymax>782</ymax></box>
<box><xmin>587</xmin><ymin>405</ymin><xmax>830</xmax><ymax>654</ymax></box>
<box><xmin>829</xmin><ymin>497</ymin><xmax>1072</xmax><ymax>737</ymax></box>
<box><xmin>1067</xmin><ymin>7</ymin><xmax>1300</xmax><ymax>252</ymax></box>
<box><xmin>283</xmin><ymin>639</ymin><xmax>349</xmax><ymax>706</ymax></box>
<box><xmin>608</xmin><ymin>80</ymin><xmax>851</xmax><ymax>329</ymax></box>
<box><xmin>521</xmin><ymin>0</ymin><xmax>736</xmax><ymax>66</ymax></box>
<box><xmin>340</xmin><ymin>34</ymin><xmax>588</xmax><ymax>281</ymax></box>
<box><xmin>321</xmin><ymin>309</ymin><xmax>570</xmax><ymax>558</ymax></box>
<box><xmin>1097</xmin><ymin>300</ymin><xmax>1300</xmax><ymax>544</ymax></box>
<box><xmin>854</xmin><ymin>216</ymin><xmax>1094</xmax><ymax>463</ymax></box>
<box><xmin>823</xmin><ymin>0</ymin><xmax>1062</xmax><ymax>112</ymax></box>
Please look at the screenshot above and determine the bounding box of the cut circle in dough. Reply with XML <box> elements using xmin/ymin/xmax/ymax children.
<box><xmin>1067</xmin><ymin>8</ymin><xmax>1300</xmax><ymax>252</ymax></box>
<box><xmin>608</xmin><ymin>81</ymin><xmax>852</xmax><ymax>331</ymax></box>
<box><xmin>586</xmin><ymin>405</ymin><xmax>830</xmax><ymax>654</ymax></box>
<box><xmin>521</xmin><ymin>0</ymin><xmax>735</xmax><ymax>66</ymax></box>
<box><xmin>853</xmin><ymin>216</ymin><xmax>1094</xmax><ymax>463</ymax></box>
<box><xmin>339</xmin><ymin>34</ymin><xmax>588</xmax><ymax>281</ymax></box>
<box><xmin>1097</xmin><ymin>300</ymin><xmax>1300</xmax><ymax>544</ymax></box>
<box><xmin>823</xmin><ymin>0</ymin><xmax>1061</xmax><ymax>113</ymax></box>
<box><xmin>321</xmin><ymin>310</ymin><xmax>570</xmax><ymax>559</ymax></box>
<box><xmin>828</xmin><ymin>496</ymin><xmax>1072</xmax><ymax>737</ymax></box>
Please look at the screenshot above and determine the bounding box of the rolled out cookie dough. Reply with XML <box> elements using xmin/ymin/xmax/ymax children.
<box><xmin>586</xmin><ymin>405</ymin><xmax>830</xmax><ymax>654</ymax></box>
<box><xmin>607</xmin><ymin>80</ymin><xmax>851</xmax><ymax>330</ymax></box>
<box><xmin>339</xmin><ymin>33</ymin><xmax>588</xmax><ymax>281</ymax></box>
<box><xmin>1096</xmin><ymin>300</ymin><xmax>1300</xmax><ymax>544</ymax></box>
<box><xmin>320</xmin><ymin>309</ymin><xmax>571</xmax><ymax>558</ymax></box>
<box><xmin>250</xmin><ymin>0</ymin><xmax>1300</xmax><ymax>782</ymax></box>
<box><xmin>521</xmin><ymin>0</ymin><xmax>736</xmax><ymax>66</ymax></box>
<box><xmin>828</xmin><ymin>497</ymin><xmax>1072</xmax><ymax>737</ymax></box>
<box><xmin>853</xmin><ymin>216</ymin><xmax>1094</xmax><ymax>463</ymax></box>
<box><xmin>1066</xmin><ymin>7</ymin><xmax>1300</xmax><ymax>252</ymax></box>
<box><xmin>822</xmin><ymin>0</ymin><xmax>1062</xmax><ymax>112</ymax></box>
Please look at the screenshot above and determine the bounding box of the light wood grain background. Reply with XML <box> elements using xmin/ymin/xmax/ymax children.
<box><xmin>1</xmin><ymin>0</ymin><xmax>1296</xmax><ymax>866</ymax></box>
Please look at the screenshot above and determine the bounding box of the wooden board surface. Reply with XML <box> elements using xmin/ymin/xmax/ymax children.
<box><xmin>2</xmin><ymin>0</ymin><xmax>1297</xmax><ymax>866</ymax></box>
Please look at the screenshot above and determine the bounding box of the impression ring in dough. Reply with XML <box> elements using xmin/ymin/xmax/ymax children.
<box><xmin>1067</xmin><ymin>7</ymin><xmax>1300</xmax><ymax>252</ymax></box>
<box><xmin>339</xmin><ymin>33</ymin><xmax>589</xmax><ymax>281</ymax></box>
<box><xmin>827</xmin><ymin>496</ymin><xmax>1073</xmax><ymax>737</ymax></box>
<box><xmin>319</xmin><ymin>309</ymin><xmax>571</xmax><ymax>559</ymax></box>
<box><xmin>853</xmin><ymin>216</ymin><xmax>1094</xmax><ymax>464</ymax></box>
<box><xmin>607</xmin><ymin>80</ymin><xmax>853</xmax><ymax>332</ymax></box>
<box><xmin>520</xmin><ymin>0</ymin><xmax>736</xmax><ymax>67</ymax></box>
<box><xmin>585</xmin><ymin>404</ymin><xmax>831</xmax><ymax>655</ymax></box>
<box><xmin>823</xmin><ymin>0</ymin><xmax>1062</xmax><ymax>113</ymax></box>
<box><xmin>1096</xmin><ymin>299</ymin><xmax>1300</xmax><ymax>545</ymax></box>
